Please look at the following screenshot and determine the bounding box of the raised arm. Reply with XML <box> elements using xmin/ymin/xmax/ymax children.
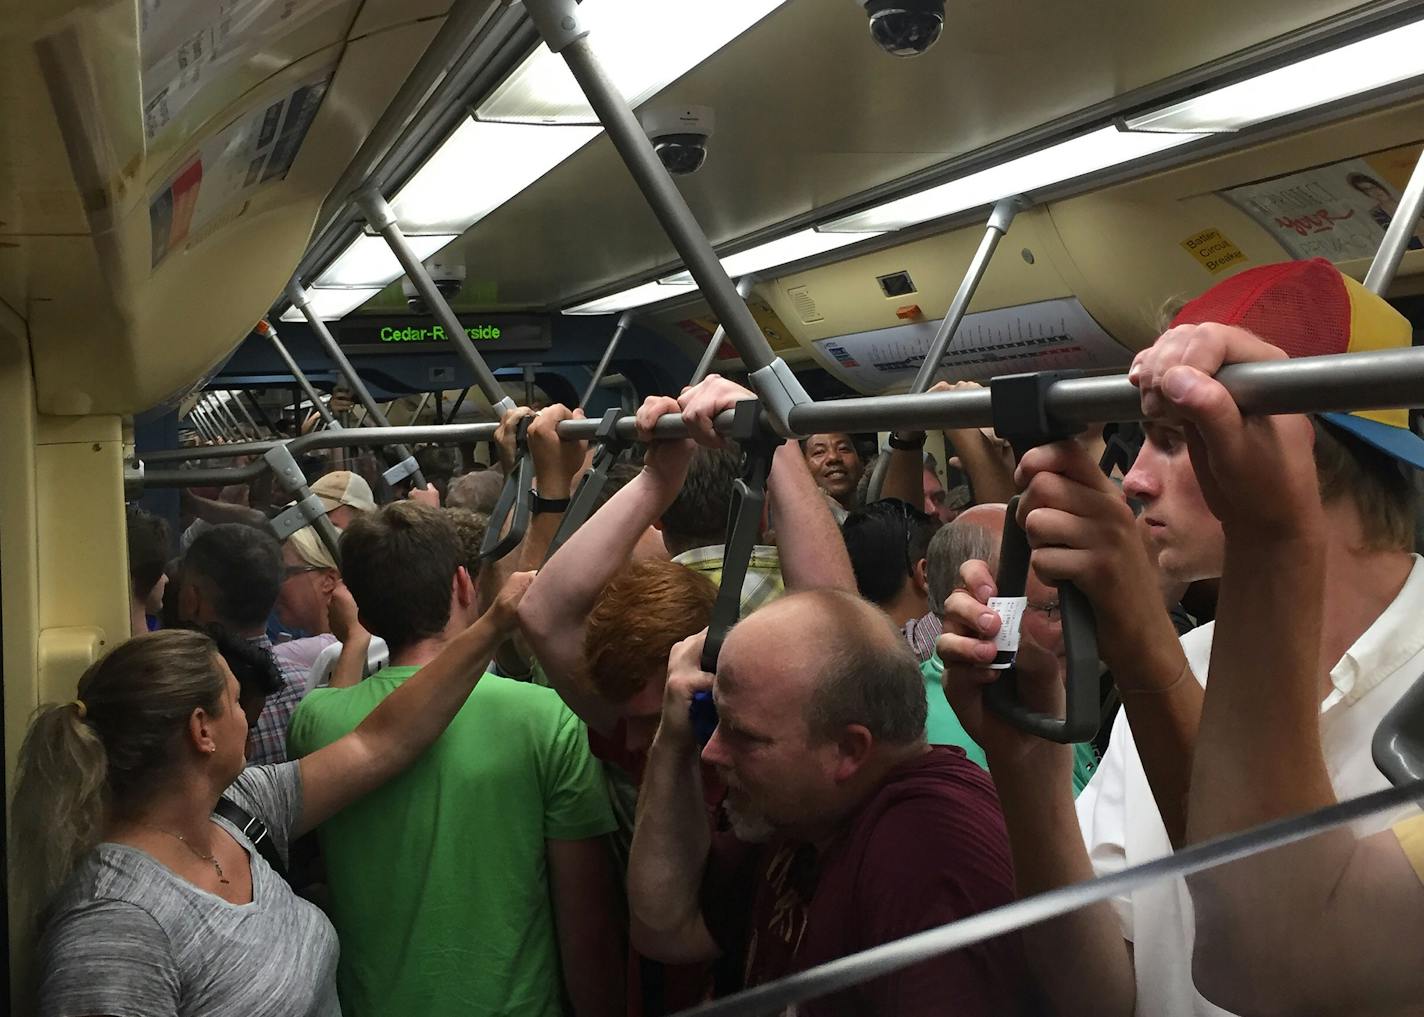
<box><xmin>766</xmin><ymin>441</ymin><xmax>856</xmax><ymax>593</ymax></box>
<box><xmin>517</xmin><ymin>397</ymin><xmax>695</xmax><ymax>732</ymax></box>
<box><xmin>295</xmin><ymin>571</ymin><xmax>532</xmax><ymax>834</ymax></box>
<box><xmin>181</xmin><ymin>488</ymin><xmax>269</xmax><ymax>530</ymax></box>
<box><xmin>939</xmin><ymin>564</ymin><xmax>1135</xmax><ymax>1017</ymax></box>
<box><xmin>325</xmin><ymin>582</ymin><xmax>372</xmax><ymax>689</ymax></box>
<box><xmin>627</xmin><ymin>631</ymin><xmax>721</xmax><ymax>964</ymax></box>
<box><xmin>521</xmin><ymin>404</ymin><xmax>589</xmax><ymax>572</ymax></box>
<box><xmin>1142</xmin><ymin>324</ymin><xmax>1424</xmax><ymax>1014</ymax></box>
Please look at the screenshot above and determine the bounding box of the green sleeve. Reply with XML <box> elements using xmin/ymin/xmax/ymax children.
<box><xmin>541</xmin><ymin>706</ymin><xmax>617</xmax><ymax>841</ymax></box>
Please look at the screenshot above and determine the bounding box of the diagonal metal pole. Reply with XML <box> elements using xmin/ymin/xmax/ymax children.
<box><xmin>186</xmin><ymin>400</ymin><xmax>216</xmax><ymax>442</ymax></box>
<box><xmin>581</xmin><ymin>310</ymin><xmax>635</xmax><ymax>409</ymax></box>
<box><xmin>207</xmin><ymin>392</ymin><xmax>245</xmax><ymax>436</ymax></box>
<box><xmin>255</xmin><ymin>319</ymin><xmax>339</xmax><ymax>429</ymax></box>
<box><xmin>522</xmin><ymin>0</ymin><xmax>811</xmax><ymax>434</ymax></box>
<box><xmin>284</xmin><ymin>285</ymin><xmax>428</xmax><ymax>489</ymax></box>
<box><xmin>910</xmin><ymin>197</ymin><xmax>1022</xmax><ymax>393</ymax></box>
<box><xmin>227</xmin><ymin>389</ymin><xmax>264</xmax><ymax>438</ymax></box>
<box><xmin>356</xmin><ymin>189</ymin><xmax>516</xmax><ymax>419</ymax></box>
<box><xmin>690</xmin><ymin>277</ymin><xmax>758</xmax><ymax>387</ymax></box>
<box><xmin>1364</xmin><ymin>146</ymin><xmax>1424</xmax><ymax>295</ymax></box>
<box><xmin>244</xmin><ymin>390</ymin><xmax>280</xmax><ymax>435</ymax></box>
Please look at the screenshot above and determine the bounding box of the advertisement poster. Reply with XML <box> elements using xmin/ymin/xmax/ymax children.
<box><xmin>677</xmin><ymin>302</ymin><xmax>801</xmax><ymax>361</ymax></box>
<box><xmin>812</xmin><ymin>297</ymin><xmax>1130</xmax><ymax>393</ymax></box>
<box><xmin>140</xmin><ymin>0</ymin><xmax>345</xmax><ymax>142</ymax></box>
<box><xmin>1220</xmin><ymin>142</ymin><xmax>1424</xmax><ymax>262</ymax></box>
<box><xmin>149</xmin><ymin>70</ymin><xmax>329</xmax><ymax>268</ymax></box>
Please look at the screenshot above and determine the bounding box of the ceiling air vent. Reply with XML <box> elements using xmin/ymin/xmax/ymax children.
<box><xmin>787</xmin><ymin>284</ymin><xmax>823</xmax><ymax>324</ymax></box>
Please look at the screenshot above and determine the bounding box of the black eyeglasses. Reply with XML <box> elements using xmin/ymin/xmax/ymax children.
<box><xmin>282</xmin><ymin>564</ymin><xmax>324</xmax><ymax>580</ymax></box>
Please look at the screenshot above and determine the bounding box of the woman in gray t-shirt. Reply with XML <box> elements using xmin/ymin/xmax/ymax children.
<box><xmin>12</xmin><ymin>574</ymin><xmax>529</xmax><ymax>1017</ymax></box>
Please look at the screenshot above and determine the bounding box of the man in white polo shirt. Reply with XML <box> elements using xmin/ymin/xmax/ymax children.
<box><xmin>938</xmin><ymin>259</ymin><xmax>1423</xmax><ymax>1016</ymax></box>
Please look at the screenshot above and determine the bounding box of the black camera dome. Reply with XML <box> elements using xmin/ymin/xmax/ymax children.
<box><xmin>864</xmin><ymin>0</ymin><xmax>945</xmax><ymax>57</ymax></box>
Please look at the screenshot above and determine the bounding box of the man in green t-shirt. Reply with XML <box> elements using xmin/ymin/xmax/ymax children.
<box><xmin>288</xmin><ymin>502</ymin><xmax>620</xmax><ymax>1017</ymax></box>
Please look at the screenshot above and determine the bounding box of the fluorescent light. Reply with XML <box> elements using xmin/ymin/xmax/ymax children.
<box><xmin>822</xmin><ymin>127</ymin><xmax>1201</xmax><ymax>233</ymax></box>
<box><xmin>479</xmin><ymin>0</ymin><xmax>789</xmax><ymax>124</ymax></box>
<box><xmin>280</xmin><ymin>287</ymin><xmax>382</xmax><ymax>322</ymax></box>
<box><xmin>390</xmin><ymin>120</ymin><xmax>600</xmax><ymax>233</ymax></box>
<box><xmin>315</xmin><ymin>234</ymin><xmax>457</xmax><ymax>288</ymax></box>
<box><xmin>660</xmin><ymin>228</ymin><xmax>884</xmax><ymax>285</ymax></box>
<box><xmin>564</xmin><ymin>279</ymin><xmax>697</xmax><ymax>315</ymax></box>
<box><xmin>1126</xmin><ymin>16</ymin><xmax>1424</xmax><ymax>133</ymax></box>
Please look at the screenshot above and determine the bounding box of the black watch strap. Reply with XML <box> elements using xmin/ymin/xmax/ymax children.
<box><xmin>888</xmin><ymin>432</ymin><xmax>926</xmax><ymax>451</ymax></box>
<box><xmin>529</xmin><ymin>491</ymin><xmax>572</xmax><ymax>514</ymax></box>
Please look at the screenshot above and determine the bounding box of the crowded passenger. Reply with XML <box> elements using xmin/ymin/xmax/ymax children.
<box><xmin>272</xmin><ymin>525</ymin><xmax>341</xmax><ymax>667</ymax></box>
<box><xmin>937</xmin><ymin>259</ymin><xmax>1422</xmax><ymax>1016</ymax></box>
<box><xmin>627</xmin><ymin>592</ymin><xmax>1035</xmax><ymax>1015</ymax></box>
<box><xmin>287</xmin><ymin>501</ymin><xmax>622</xmax><ymax>1017</ymax></box>
<box><xmin>446</xmin><ymin>467</ymin><xmax>506</xmax><ymax>515</ymax></box>
<box><xmin>309</xmin><ymin>470</ymin><xmax>377</xmax><ymax>529</ymax></box>
<box><xmin>170</xmin><ymin>524</ymin><xmax>311</xmax><ymax>764</ymax></box>
<box><xmin>802</xmin><ymin>432</ymin><xmax>865</xmax><ymax>510</ymax></box>
<box><xmin>840</xmin><ymin>498</ymin><xmax>940</xmax><ymax>658</ymax></box>
<box><xmin>124</xmin><ymin>506</ymin><xmax>171</xmax><ymax>637</ymax></box>
<box><xmin>10</xmin><ymin>572</ymin><xmax>533</xmax><ymax>1015</ymax></box>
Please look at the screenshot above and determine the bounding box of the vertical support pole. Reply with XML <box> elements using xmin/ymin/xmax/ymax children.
<box><xmin>690</xmin><ymin>277</ymin><xmax>757</xmax><ymax>386</ymax></box>
<box><xmin>434</xmin><ymin>388</ymin><xmax>445</xmax><ymax>426</ymax></box>
<box><xmin>581</xmin><ymin>309</ymin><xmax>634</xmax><ymax>408</ymax></box>
<box><xmin>355</xmin><ymin>189</ymin><xmax>517</xmax><ymax>418</ymax></box>
<box><xmin>1364</xmin><ymin>146</ymin><xmax>1424</xmax><ymax>295</ymax></box>
<box><xmin>522</xmin><ymin>0</ymin><xmax>810</xmax><ymax>433</ymax></box>
<box><xmin>285</xmin><ymin>284</ymin><xmax>428</xmax><ymax>489</ymax></box>
<box><xmin>255</xmin><ymin>320</ymin><xmax>339</xmax><ymax>428</ymax></box>
<box><xmin>909</xmin><ymin>197</ymin><xmax>1021</xmax><ymax>394</ymax></box>
<box><xmin>523</xmin><ymin>364</ymin><xmax>537</xmax><ymax>407</ymax></box>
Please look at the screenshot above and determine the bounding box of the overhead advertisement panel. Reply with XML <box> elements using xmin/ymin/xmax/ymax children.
<box><xmin>811</xmin><ymin>297</ymin><xmax>1130</xmax><ymax>393</ymax></box>
<box><xmin>1220</xmin><ymin>141</ymin><xmax>1424</xmax><ymax>262</ymax></box>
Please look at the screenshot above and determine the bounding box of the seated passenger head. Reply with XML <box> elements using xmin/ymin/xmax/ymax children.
<box><xmin>125</xmin><ymin>506</ymin><xmax>171</xmax><ymax>632</ymax></box>
<box><xmin>275</xmin><ymin>526</ymin><xmax>340</xmax><ymax>635</ymax></box>
<box><xmin>444</xmin><ymin>507</ymin><xmax>490</xmax><ymax>575</ymax></box>
<box><xmin>840</xmin><ymin>499</ymin><xmax>939</xmax><ymax>623</ymax></box>
<box><xmin>704</xmin><ymin>590</ymin><xmax>927</xmax><ymax>840</ymax></box>
<box><xmin>1124</xmin><ymin>259</ymin><xmax>1420</xmax><ymax>583</ymax></box>
<box><xmin>183</xmin><ymin>621</ymin><xmax>283</xmax><ymax>729</ymax></box>
<box><xmin>802</xmin><ymin>433</ymin><xmax>866</xmax><ymax>507</ymax></box>
<box><xmin>925</xmin><ymin>503</ymin><xmax>1007</xmax><ymax>618</ymax></box>
<box><xmin>338</xmin><ymin>502</ymin><xmax>473</xmax><ymax>656</ymax></box>
<box><xmin>310</xmin><ymin>470</ymin><xmax>378</xmax><ymax>530</ymax></box>
<box><xmin>10</xmin><ymin>630</ymin><xmax>249</xmax><ymax>920</ymax></box>
<box><xmin>585</xmin><ymin>559</ymin><xmax>717</xmax><ymax>753</ymax></box>
<box><xmin>175</xmin><ymin>524</ymin><xmax>282</xmax><ymax>636</ymax></box>
<box><xmin>658</xmin><ymin>446</ymin><xmax>741</xmax><ymax>557</ymax></box>
<box><xmin>446</xmin><ymin>468</ymin><xmax>505</xmax><ymax>515</ymax></box>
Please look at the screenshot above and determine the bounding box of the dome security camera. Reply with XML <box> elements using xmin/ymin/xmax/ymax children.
<box><xmin>402</xmin><ymin>254</ymin><xmax>466</xmax><ymax>313</ymax></box>
<box><xmin>860</xmin><ymin>0</ymin><xmax>945</xmax><ymax>57</ymax></box>
<box><xmin>639</xmin><ymin>105</ymin><xmax>715</xmax><ymax>176</ymax></box>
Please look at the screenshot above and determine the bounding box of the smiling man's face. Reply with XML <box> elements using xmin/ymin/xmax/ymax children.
<box><xmin>804</xmin><ymin>433</ymin><xmax>865</xmax><ymax>507</ymax></box>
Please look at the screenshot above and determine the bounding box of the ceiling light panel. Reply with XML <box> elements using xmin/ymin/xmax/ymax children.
<box><xmin>564</xmin><ymin>279</ymin><xmax>697</xmax><ymax>315</ymax></box>
<box><xmin>822</xmin><ymin>127</ymin><xmax>1201</xmax><ymax>233</ymax></box>
<box><xmin>390</xmin><ymin>120</ymin><xmax>601</xmax><ymax>234</ymax></box>
<box><xmin>279</xmin><ymin>287</ymin><xmax>382</xmax><ymax>322</ymax></box>
<box><xmin>479</xmin><ymin>0</ymin><xmax>790</xmax><ymax>125</ymax></box>
<box><xmin>315</xmin><ymin>233</ymin><xmax>457</xmax><ymax>288</ymax></box>
<box><xmin>660</xmin><ymin>228</ymin><xmax>884</xmax><ymax>285</ymax></box>
<box><xmin>1126</xmin><ymin>16</ymin><xmax>1424</xmax><ymax>133</ymax></box>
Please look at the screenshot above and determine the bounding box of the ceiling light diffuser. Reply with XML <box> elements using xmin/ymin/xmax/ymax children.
<box><xmin>479</xmin><ymin>0</ymin><xmax>790</xmax><ymax>124</ymax></box>
<box><xmin>660</xmin><ymin>228</ymin><xmax>884</xmax><ymax>286</ymax></box>
<box><xmin>1125</xmin><ymin>16</ymin><xmax>1424</xmax><ymax>133</ymax></box>
<box><xmin>821</xmin><ymin>126</ymin><xmax>1201</xmax><ymax>233</ymax></box>
<box><xmin>315</xmin><ymin>233</ymin><xmax>457</xmax><ymax>289</ymax></box>
<box><xmin>279</xmin><ymin>287</ymin><xmax>382</xmax><ymax>322</ymax></box>
<box><xmin>563</xmin><ymin>279</ymin><xmax>697</xmax><ymax>315</ymax></box>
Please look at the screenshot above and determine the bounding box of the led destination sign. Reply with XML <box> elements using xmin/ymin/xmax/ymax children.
<box><xmin>335</xmin><ymin>315</ymin><xmax>551</xmax><ymax>354</ymax></box>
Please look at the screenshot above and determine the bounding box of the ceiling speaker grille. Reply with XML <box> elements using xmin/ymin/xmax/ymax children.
<box><xmin>787</xmin><ymin>285</ymin><xmax>822</xmax><ymax>324</ymax></box>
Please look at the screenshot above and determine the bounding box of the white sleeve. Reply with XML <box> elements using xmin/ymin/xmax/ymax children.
<box><xmin>1076</xmin><ymin>707</ymin><xmax>1137</xmax><ymax>941</ymax></box>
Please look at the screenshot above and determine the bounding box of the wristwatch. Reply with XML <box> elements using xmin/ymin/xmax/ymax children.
<box><xmin>887</xmin><ymin>431</ymin><xmax>927</xmax><ymax>451</ymax></box>
<box><xmin>529</xmin><ymin>491</ymin><xmax>572</xmax><ymax>515</ymax></box>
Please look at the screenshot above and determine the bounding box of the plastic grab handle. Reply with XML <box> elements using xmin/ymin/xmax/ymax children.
<box><xmin>545</xmin><ymin>409</ymin><xmax>628</xmax><ymax>562</ymax></box>
<box><xmin>480</xmin><ymin>418</ymin><xmax>534</xmax><ymax>562</ymax></box>
<box><xmin>1373</xmin><ymin>673</ymin><xmax>1424</xmax><ymax>787</ymax></box>
<box><xmin>982</xmin><ymin>495</ymin><xmax>1101</xmax><ymax>744</ymax></box>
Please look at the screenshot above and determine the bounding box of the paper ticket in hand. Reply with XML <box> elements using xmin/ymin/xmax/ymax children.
<box><xmin>988</xmin><ymin>596</ymin><xmax>1027</xmax><ymax>670</ymax></box>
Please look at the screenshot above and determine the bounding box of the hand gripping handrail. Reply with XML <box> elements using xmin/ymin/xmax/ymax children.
<box><xmin>480</xmin><ymin>416</ymin><xmax>534</xmax><ymax>561</ymax></box>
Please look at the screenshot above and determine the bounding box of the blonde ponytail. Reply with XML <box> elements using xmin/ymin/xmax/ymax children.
<box><xmin>9</xmin><ymin>701</ymin><xmax>109</xmax><ymax>933</ymax></box>
<box><xmin>8</xmin><ymin>630</ymin><xmax>224</xmax><ymax>931</ymax></box>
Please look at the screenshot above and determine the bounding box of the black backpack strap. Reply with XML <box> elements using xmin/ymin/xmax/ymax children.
<box><xmin>214</xmin><ymin>795</ymin><xmax>287</xmax><ymax>877</ymax></box>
